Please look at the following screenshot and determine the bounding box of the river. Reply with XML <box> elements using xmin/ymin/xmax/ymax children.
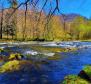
<box><xmin>0</xmin><ymin>41</ymin><xmax>91</xmax><ymax>84</ymax></box>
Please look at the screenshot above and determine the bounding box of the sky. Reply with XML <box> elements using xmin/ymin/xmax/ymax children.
<box><xmin>0</xmin><ymin>0</ymin><xmax>91</xmax><ymax>19</ymax></box>
<box><xmin>60</xmin><ymin>0</ymin><xmax>91</xmax><ymax>19</ymax></box>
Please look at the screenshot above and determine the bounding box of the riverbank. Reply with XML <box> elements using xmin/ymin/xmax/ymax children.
<box><xmin>0</xmin><ymin>38</ymin><xmax>91</xmax><ymax>43</ymax></box>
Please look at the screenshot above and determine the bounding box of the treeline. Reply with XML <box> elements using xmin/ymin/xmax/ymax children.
<box><xmin>43</xmin><ymin>15</ymin><xmax>91</xmax><ymax>41</ymax></box>
<box><xmin>1</xmin><ymin>9</ymin><xmax>91</xmax><ymax>41</ymax></box>
<box><xmin>0</xmin><ymin>0</ymin><xmax>91</xmax><ymax>41</ymax></box>
<box><xmin>68</xmin><ymin>16</ymin><xmax>91</xmax><ymax>40</ymax></box>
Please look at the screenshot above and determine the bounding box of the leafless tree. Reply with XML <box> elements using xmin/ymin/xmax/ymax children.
<box><xmin>0</xmin><ymin>3</ymin><xmax>4</xmax><ymax>39</ymax></box>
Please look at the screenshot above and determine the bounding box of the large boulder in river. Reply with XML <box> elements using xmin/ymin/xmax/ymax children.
<box><xmin>0</xmin><ymin>60</ymin><xmax>32</xmax><ymax>73</ymax></box>
<box><xmin>78</xmin><ymin>70</ymin><xmax>91</xmax><ymax>82</ymax></box>
<box><xmin>78</xmin><ymin>65</ymin><xmax>91</xmax><ymax>82</ymax></box>
<box><xmin>83</xmin><ymin>65</ymin><xmax>91</xmax><ymax>77</ymax></box>
<box><xmin>62</xmin><ymin>65</ymin><xmax>91</xmax><ymax>84</ymax></box>
<box><xmin>62</xmin><ymin>75</ymin><xmax>89</xmax><ymax>84</ymax></box>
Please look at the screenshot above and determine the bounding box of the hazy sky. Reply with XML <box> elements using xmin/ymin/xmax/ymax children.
<box><xmin>0</xmin><ymin>0</ymin><xmax>91</xmax><ymax>19</ymax></box>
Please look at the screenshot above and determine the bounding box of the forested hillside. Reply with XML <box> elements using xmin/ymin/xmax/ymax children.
<box><xmin>1</xmin><ymin>9</ymin><xmax>91</xmax><ymax>41</ymax></box>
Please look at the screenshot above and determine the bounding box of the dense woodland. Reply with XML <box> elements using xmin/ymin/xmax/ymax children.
<box><xmin>0</xmin><ymin>0</ymin><xmax>91</xmax><ymax>41</ymax></box>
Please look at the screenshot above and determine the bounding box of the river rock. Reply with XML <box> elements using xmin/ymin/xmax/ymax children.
<box><xmin>62</xmin><ymin>75</ymin><xmax>89</xmax><ymax>84</ymax></box>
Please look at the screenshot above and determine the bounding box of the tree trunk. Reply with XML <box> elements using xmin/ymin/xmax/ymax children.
<box><xmin>0</xmin><ymin>9</ymin><xmax>4</xmax><ymax>39</ymax></box>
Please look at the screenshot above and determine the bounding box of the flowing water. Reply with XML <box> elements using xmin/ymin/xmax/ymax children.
<box><xmin>0</xmin><ymin>42</ymin><xmax>91</xmax><ymax>84</ymax></box>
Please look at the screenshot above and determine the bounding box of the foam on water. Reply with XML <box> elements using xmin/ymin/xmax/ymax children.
<box><xmin>43</xmin><ymin>52</ymin><xmax>55</xmax><ymax>57</ymax></box>
<box><xmin>24</xmin><ymin>50</ymin><xmax>38</xmax><ymax>55</ymax></box>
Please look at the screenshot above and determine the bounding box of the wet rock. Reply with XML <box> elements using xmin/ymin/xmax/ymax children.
<box><xmin>9</xmin><ymin>53</ymin><xmax>24</xmax><ymax>60</ymax></box>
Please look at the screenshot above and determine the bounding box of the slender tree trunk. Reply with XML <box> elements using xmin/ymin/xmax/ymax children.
<box><xmin>7</xmin><ymin>29</ymin><xmax>9</xmax><ymax>40</ymax></box>
<box><xmin>0</xmin><ymin>8</ymin><xmax>4</xmax><ymax>39</ymax></box>
<box><xmin>23</xmin><ymin>1</ymin><xmax>28</xmax><ymax>40</ymax></box>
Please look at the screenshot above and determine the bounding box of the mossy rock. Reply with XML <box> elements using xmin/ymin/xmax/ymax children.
<box><xmin>9</xmin><ymin>53</ymin><xmax>24</xmax><ymax>60</ymax></box>
<box><xmin>0</xmin><ymin>60</ymin><xmax>32</xmax><ymax>73</ymax></box>
<box><xmin>62</xmin><ymin>75</ymin><xmax>89</xmax><ymax>84</ymax></box>
<box><xmin>0</xmin><ymin>48</ymin><xmax>4</xmax><ymax>52</ymax></box>
<box><xmin>83</xmin><ymin>65</ymin><xmax>91</xmax><ymax>77</ymax></box>
<box><xmin>0</xmin><ymin>60</ymin><xmax>20</xmax><ymax>73</ymax></box>
<box><xmin>64</xmin><ymin>47</ymin><xmax>78</xmax><ymax>52</ymax></box>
